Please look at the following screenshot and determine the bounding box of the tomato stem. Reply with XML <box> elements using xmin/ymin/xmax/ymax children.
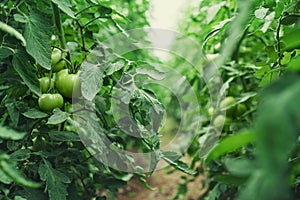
<box><xmin>52</xmin><ymin>3</ymin><xmax>66</xmax><ymax>49</ymax></box>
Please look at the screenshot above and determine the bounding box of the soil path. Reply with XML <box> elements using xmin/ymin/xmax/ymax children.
<box><xmin>115</xmin><ymin>163</ymin><xmax>208</xmax><ymax>200</ymax></box>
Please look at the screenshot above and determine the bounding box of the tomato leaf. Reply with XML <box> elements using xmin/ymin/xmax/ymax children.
<box><xmin>254</xmin><ymin>7</ymin><xmax>269</xmax><ymax>19</ymax></box>
<box><xmin>10</xmin><ymin>149</ymin><xmax>31</xmax><ymax>161</ymax></box>
<box><xmin>0</xmin><ymin>47</ymin><xmax>13</xmax><ymax>59</ymax></box>
<box><xmin>12</xmin><ymin>48</ymin><xmax>41</xmax><ymax>96</ymax></box>
<box><xmin>282</xmin><ymin>27</ymin><xmax>300</xmax><ymax>51</ymax></box>
<box><xmin>48</xmin><ymin>131</ymin><xmax>80</xmax><ymax>142</ymax></box>
<box><xmin>24</xmin><ymin>12</ymin><xmax>51</xmax><ymax>70</ymax></box>
<box><xmin>0</xmin><ymin>168</ymin><xmax>12</xmax><ymax>184</ymax></box>
<box><xmin>0</xmin><ymin>125</ymin><xmax>26</xmax><ymax>140</ymax></box>
<box><xmin>39</xmin><ymin>160</ymin><xmax>70</xmax><ymax>200</ymax></box>
<box><xmin>80</xmin><ymin>61</ymin><xmax>104</xmax><ymax>101</ymax></box>
<box><xmin>239</xmin><ymin>74</ymin><xmax>300</xmax><ymax>200</ymax></box>
<box><xmin>23</xmin><ymin>108</ymin><xmax>49</xmax><ymax>119</ymax></box>
<box><xmin>205</xmin><ymin>130</ymin><xmax>254</xmax><ymax>164</ymax></box>
<box><xmin>0</xmin><ymin>160</ymin><xmax>40</xmax><ymax>188</ymax></box>
<box><xmin>106</xmin><ymin>60</ymin><xmax>126</xmax><ymax>75</ymax></box>
<box><xmin>51</xmin><ymin>0</ymin><xmax>75</xmax><ymax>19</ymax></box>
<box><xmin>47</xmin><ymin>109</ymin><xmax>70</xmax><ymax>125</ymax></box>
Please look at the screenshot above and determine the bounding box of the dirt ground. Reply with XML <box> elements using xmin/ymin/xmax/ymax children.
<box><xmin>114</xmin><ymin>119</ymin><xmax>208</xmax><ymax>200</ymax></box>
<box><xmin>114</xmin><ymin>160</ymin><xmax>208</xmax><ymax>200</ymax></box>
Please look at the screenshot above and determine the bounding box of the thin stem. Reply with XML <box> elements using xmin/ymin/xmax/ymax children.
<box><xmin>83</xmin><ymin>16</ymin><xmax>109</xmax><ymax>27</ymax></box>
<box><xmin>76</xmin><ymin>20</ymin><xmax>87</xmax><ymax>52</ymax></box>
<box><xmin>75</xmin><ymin>5</ymin><xmax>98</xmax><ymax>17</ymax></box>
<box><xmin>52</xmin><ymin>3</ymin><xmax>66</xmax><ymax>49</ymax></box>
<box><xmin>231</xmin><ymin>24</ymin><xmax>250</xmax><ymax>62</ymax></box>
<box><xmin>276</xmin><ymin>16</ymin><xmax>282</xmax><ymax>67</ymax></box>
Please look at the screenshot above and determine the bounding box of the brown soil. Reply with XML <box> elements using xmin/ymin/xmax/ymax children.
<box><xmin>114</xmin><ymin>161</ymin><xmax>208</xmax><ymax>200</ymax></box>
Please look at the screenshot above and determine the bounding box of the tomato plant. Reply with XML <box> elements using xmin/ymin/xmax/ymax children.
<box><xmin>1</xmin><ymin>0</ymin><xmax>300</xmax><ymax>199</ymax></box>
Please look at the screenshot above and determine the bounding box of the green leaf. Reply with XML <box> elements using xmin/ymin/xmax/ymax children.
<box><xmin>80</xmin><ymin>62</ymin><xmax>104</xmax><ymax>101</ymax></box>
<box><xmin>46</xmin><ymin>109</ymin><xmax>70</xmax><ymax>125</ymax></box>
<box><xmin>135</xmin><ymin>68</ymin><xmax>165</xmax><ymax>80</ymax></box>
<box><xmin>214</xmin><ymin>174</ymin><xmax>248</xmax><ymax>186</ymax></box>
<box><xmin>23</xmin><ymin>108</ymin><xmax>48</xmax><ymax>119</ymax></box>
<box><xmin>106</xmin><ymin>60</ymin><xmax>126</xmax><ymax>75</ymax></box>
<box><xmin>12</xmin><ymin>48</ymin><xmax>41</xmax><ymax>96</ymax></box>
<box><xmin>225</xmin><ymin>158</ymin><xmax>254</xmax><ymax>177</ymax></box>
<box><xmin>239</xmin><ymin>74</ymin><xmax>300</xmax><ymax>200</ymax></box>
<box><xmin>16</xmin><ymin>188</ymin><xmax>48</xmax><ymax>200</ymax></box>
<box><xmin>38</xmin><ymin>160</ymin><xmax>70</xmax><ymax>200</ymax></box>
<box><xmin>205</xmin><ymin>130</ymin><xmax>254</xmax><ymax>164</ymax></box>
<box><xmin>162</xmin><ymin>152</ymin><xmax>196</xmax><ymax>175</ymax></box>
<box><xmin>48</xmin><ymin>131</ymin><xmax>80</xmax><ymax>142</ymax></box>
<box><xmin>24</xmin><ymin>12</ymin><xmax>51</xmax><ymax>70</ymax></box>
<box><xmin>5</xmin><ymin>102</ymin><xmax>20</xmax><ymax>127</ymax></box>
<box><xmin>206</xmin><ymin>2</ymin><xmax>227</xmax><ymax>23</ymax></box>
<box><xmin>0</xmin><ymin>168</ymin><xmax>13</xmax><ymax>184</ymax></box>
<box><xmin>261</xmin><ymin>11</ymin><xmax>275</xmax><ymax>33</ymax></box>
<box><xmin>51</xmin><ymin>0</ymin><xmax>75</xmax><ymax>19</ymax></box>
<box><xmin>10</xmin><ymin>149</ymin><xmax>31</xmax><ymax>161</ymax></box>
<box><xmin>14</xmin><ymin>196</ymin><xmax>27</xmax><ymax>200</ymax></box>
<box><xmin>287</xmin><ymin>55</ymin><xmax>300</xmax><ymax>71</ymax></box>
<box><xmin>0</xmin><ymin>160</ymin><xmax>40</xmax><ymax>188</ymax></box>
<box><xmin>254</xmin><ymin>7</ymin><xmax>269</xmax><ymax>19</ymax></box>
<box><xmin>281</xmin><ymin>14</ymin><xmax>300</xmax><ymax>26</ymax></box>
<box><xmin>0</xmin><ymin>125</ymin><xmax>26</xmax><ymax>140</ymax></box>
<box><xmin>0</xmin><ymin>48</ymin><xmax>13</xmax><ymax>58</ymax></box>
<box><xmin>282</xmin><ymin>27</ymin><xmax>300</xmax><ymax>51</ymax></box>
<box><xmin>0</xmin><ymin>21</ymin><xmax>26</xmax><ymax>46</ymax></box>
<box><xmin>13</xmin><ymin>14</ymin><xmax>27</xmax><ymax>23</ymax></box>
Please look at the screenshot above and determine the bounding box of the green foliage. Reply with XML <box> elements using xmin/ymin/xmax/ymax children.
<box><xmin>2</xmin><ymin>0</ymin><xmax>300</xmax><ymax>199</ymax></box>
<box><xmin>170</xmin><ymin>0</ymin><xmax>300</xmax><ymax>199</ymax></box>
<box><xmin>0</xmin><ymin>0</ymin><xmax>180</xmax><ymax>199</ymax></box>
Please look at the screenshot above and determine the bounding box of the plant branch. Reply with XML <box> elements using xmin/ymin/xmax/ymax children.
<box><xmin>52</xmin><ymin>3</ymin><xmax>66</xmax><ymax>49</ymax></box>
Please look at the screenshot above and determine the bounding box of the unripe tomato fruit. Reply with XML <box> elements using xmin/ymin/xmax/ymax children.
<box><xmin>220</xmin><ymin>96</ymin><xmax>236</xmax><ymax>116</ymax></box>
<box><xmin>213</xmin><ymin>115</ymin><xmax>226</xmax><ymax>128</ymax></box>
<box><xmin>39</xmin><ymin>77</ymin><xmax>54</xmax><ymax>93</ymax></box>
<box><xmin>207</xmin><ymin>107</ymin><xmax>215</xmax><ymax>117</ymax></box>
<box><xmin>51</xmin><ymin>48</ymin><xmax>65</xmax><ymax>72</ymax></box>
<box><xmin>55</xmin><ymin>69</ymin><xmax>81</xmax><ymax>98</ymax></box>
<box><xmin>236</xmin><ymin>103</ymin><xmax>247</xmax><ymax>117</ymax></box>
<box><xmin>38</xmin><ymin>93</ymin><xmax>64</xmax><ymax>112</ymax></box>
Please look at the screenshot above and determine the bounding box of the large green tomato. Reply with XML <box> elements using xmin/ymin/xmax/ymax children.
<box><xmin>39</xmin><ymin>77</ymin><xmax>54</xmax><ymax>93</ymax></box>
<box><xmin>38</xmin><ymin>93</ymin><xmax>64</xmax><ymax>112</ymax></box>
<box><xmin>51</xmin><ymin>48</ymin><xmax>65</xmax><ymax>72</ymax></box>
<box><xmin>55</xmin><ymin>69</ymin><xmax>81</xmax><ymax>98</ymax></box>
<box><xmin>220</xmin><ymin>96</ymin><xmax>236</xmax><ymax>116</ymax></box>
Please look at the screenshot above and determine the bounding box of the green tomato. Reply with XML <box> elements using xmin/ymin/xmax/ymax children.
<box><xmin>213</xmin><ymin>115</ymin><xmax>226</xmax><ymax>128</ymax></box>
<box><xmin>39</xmin><ymin>77</ymin><xmax>54</xmax><ymax>93</ymax></box>
<box><xmin>51</xmin><ymin>48</ymin><xmax>65</xmax><ymax>72</ymax></box>
<box><xmin>207</xmin><ymin>107</ymin><xmax>215</xmax><ymax>117</ymax></box>
<box><xmin>236</xmin><ymin>103</ymin><xmax>247</xmax><ymax>117</ymax></box>
<box><xmin>55</xmin><ymin>69</ymin><xmax>81</xmax><ymax>98</ymax></box>
<box><xmin>220</xmin><ymin>96</ymin><xmax>236</xmax><ymax>116</ymax></box>
<box><xmin>38</xmin><ymin>93</ymin><xmax>64</xmax><ymax>112</ymax></box>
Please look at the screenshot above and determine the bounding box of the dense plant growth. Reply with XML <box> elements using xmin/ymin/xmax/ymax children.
<box><xmin>0</xmin><ymin>0</ymin><xmax>300</xmax><ymax>199</ymax></box>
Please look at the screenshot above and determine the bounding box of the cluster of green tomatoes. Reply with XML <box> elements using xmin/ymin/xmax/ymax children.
<box><xmin>38</xmin><ymin>48</ymin><xmax>81</xmax><ymax>112</ymax></box>
<box><xmin>208</xmin><ymin>96</ymin><xmax>247</xmax><ymax>129</ymax></box>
